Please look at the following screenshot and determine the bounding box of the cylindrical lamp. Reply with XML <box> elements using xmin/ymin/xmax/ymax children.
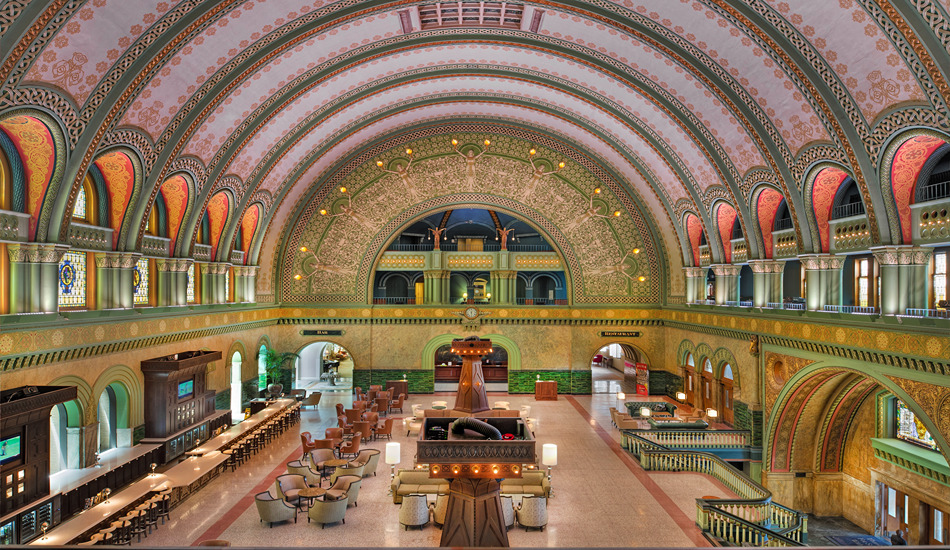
<box><xmin>385</xmin><ymin>442</ymin><xmax>401</xmax><ymax>493</ymax></box>
<box><xmin>706</xmin><ymin>408</ymin><xmax>719</xmax><ymax>418</ymax></box>
<box><xmin>676</xmin><ymin>392</ymin><xmax>686</xmax><ymax>401</ymax></box>
<box><xmin>640</xmin><ymin>407</ymin><xmax>652</xmax><ymax>418</ymax></box>
<box><xmin>617</xmin><ymin>391</ymin><xmax>626</xmax><ymax>401</ymax></box>
<box><xmin>541</xmin><ymin>443</ymin><xmax>558</xmax><ymax>467</ymax></box>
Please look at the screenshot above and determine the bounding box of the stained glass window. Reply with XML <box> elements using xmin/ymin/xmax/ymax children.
<box><xmin>72</xmin><ymin>185</ymin><xmax>86</xmax><ymax>219</ymax></box>
<box><xmin>895</xmin><ymin>399</ymin><xmax>937</xmax><ymax>451</ymax></box>
<box><xmin>133</xmin><ymin>258</ymin><xmax>150</xmax><ymax>305</ymax></box>
<box><xmin>186</xmin><ymin>263</ymin><xmax>196</xmax><ymax>303</ymax></box>
<box><xmin>856</xmin><ymin>258</ymin><xmax>870</xmax><ymax>307</ymax></box>
<box><xmin>58</xmin><ymin>251</ymin><xmax>86</xmax><ymax>308</ymax></box>
<box><xmin>935</xmin><ymin>252</ymin><xmax>947</xmax><ymax>306</ymax></box>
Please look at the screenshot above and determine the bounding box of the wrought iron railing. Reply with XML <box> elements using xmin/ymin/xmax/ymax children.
<box><xmin>507</xmin><ymin>244</ymin><xmax>554</xmax><ymax>252</ymax></box>
<box><xmin>372</xmin><ymin>297</ymin><xmax>416</xmax><ymax>304</ymax></box>
<box><xmin>822</xmin><ymin>304</ymin><xmax>878</xmax><ymax>315</ymax></box>
<box><xmin>388</xmin><ymin>243</ymin><xmax>434</xmax><ymax>251</ymax></box>
<box><xmin>515</xmin><ymin>297</ymin><xmax>566</xmax><ymax>305</ymax></box>
<box><xmin>621</xmin><ymin>431</ymin><xmax>807</xmax><ymax>546</ymax></box>
<box><xmin>919</xmin><ymin>174</ymin><xmax>950</xmax><ymax>202</ymax></box>
<box><xmin>831</xmin><ymin>201</ymin><xmax>865</xmax><ymax>219</ymax></box>
<box><xmin>773</xmin><ymin>217</ymin><xmax>794</xmax><ymax>231</ymax></box>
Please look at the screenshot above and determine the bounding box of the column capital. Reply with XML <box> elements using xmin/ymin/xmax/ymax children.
<box><xmin>710</xmin><ymin>264</ymin><xmax>742</xmax><ymax>277</ymax></box>
<box><xmin>424</xmin><ymin>269</ymin><xmax>450</xmax><ymax>279</ymax></box>
<box><xmin>115</xmin><ymin>252</ymin><xmax>141</xmax><ymax>269</ymax></box>
<box><xmin>869</xmin><ymin>245</ymin><xmax>933</xmax><ymax>266</ymax></box>
<box><xmin>206</xmin><ymin>262</ymin><xmax>232</xmax><ymax>275</ymax></box>
<box><xmin>7</xmin><ymin>242</ymin><xmax>69</xmax><ymax>263</ymax></box>
<box><xmin>233</xmin><ymin>265</ymin><xmax>258</xmax><ymax>277</ymax></box>
<box><xmin>799</xmin><ymin>254</ymin><xmax>844</xmax><ymax>270</ymax></box>
<box><xmin>747</xmin><ymin>259</ymin><xmax>785</xmax><ymax>273</ymax></box>
<box><xmin>683</xmin><ymin>267</ymin><xmax>706</xmax><ymax>278</ymax></box>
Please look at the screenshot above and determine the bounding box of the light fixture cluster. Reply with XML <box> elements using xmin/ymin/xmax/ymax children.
<box><xmin>429</xmin><ymin>463</ymin><xmax>522</xmax><ymax>478</ymax></box>
<box><xmin>592</xmin><ymin>187</ymin><xmax>621</xmax><ymax>217</ymax></box>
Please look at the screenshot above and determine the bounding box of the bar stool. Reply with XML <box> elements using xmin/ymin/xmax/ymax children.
<box><xmin>126</xmin><ymin>510</ymin><xmax>148</xmax><ymax>542</ymax></box>
<box><xmin>110</xmin><ymin>519</ymin><xmax>132</xmax><ymax>546</ymax></box>
<box><xmin>155</xmin><ymin>492</ymin><xmax>171</xmax><ymax>524</ymax></box>
<box><xmin>97</xmin><ymin>524</ymin><xmax>118</xmax><ymax>544</ymax></box>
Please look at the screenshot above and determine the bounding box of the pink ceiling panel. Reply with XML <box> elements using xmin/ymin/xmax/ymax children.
<box><xmin>756</xmin><ymin>187</ymin><xmax>784</xmax><ymax>259</ymax></box>
<box><xmin>716</xmin><ymin>203</ymin><xmax>737</xmax><ymax>264</ymax></box>
<box><xmin>891</xmin><ymin>135</ymin><xmax>945</xmax><ymax>244</ymax></box>
<box><xmin>764</xmin><ymin>0</ymin><xmax>925</xmax><ymax>123</ymax></box>
<box><xmin>685</xmin><ymin>213</ymin><xmax>704</xmax><ymax>266</ymax></box>
<box><xmin>811</xmin><ymin>167</ymin><xmax>849</xmax><ymax>253</ymax></box>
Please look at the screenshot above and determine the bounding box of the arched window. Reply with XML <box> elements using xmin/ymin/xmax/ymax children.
<box><xmin>774</xmin><ymin>199</ymin><xmax>793</xmax><ymax>231</ymax></box>
<box><xmin>685</xmin><ymin>353</ymin><xmax>694</xmax><ymax>368</ymax></box>
<box><xmin>230</xmin><ymin>351</ymin><xmax>243</xmax><ymax>420</ymax></box>
<box><xmin>71</xmin><ymin>174</ymin><xmax>98</xmax><ymax>224</ymax></box>
<box><xmin>58</xmin><ymin>251</ymin><xmax>87</xmax><ymax>309</ymax></box>
<box><xmin>703</xmin><ymin>358</ymin><xmax>713</xmax><ymax>373</ymax></box>
<box><xmin>722</xmin><ymin>364</ymin><xmax>733</xmax><ymax>381</ymax></box>
<box><xmin>831</xmin><ymin>178</ymin><xmax>865</xmax><ymax>219</ymax></box>
<box><xmin>258</xmin><ymin>345</ymin><xmax>267</xmax><ymax>391</ymax></box>
<box><xmin>72</xmin><ymin>183</ymin><xmax>86</xmax><ymax>220</ymax></box>
<box><xmin>97</xmin><ymin>387</ymin><xmax>117</xmax><ymax>453</ymax></box>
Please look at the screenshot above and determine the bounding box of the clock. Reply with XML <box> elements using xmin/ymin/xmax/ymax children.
<box><xmin>464</xmin><ymin>307</ymin><xmax>479</xmax><ymax>320</ymax></box>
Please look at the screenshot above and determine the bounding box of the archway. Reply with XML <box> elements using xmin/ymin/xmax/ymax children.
<box><xmin>590</xmin><ymin>343</ymin><xmax>641</xmax><ymax>394</ymax></box>
<box><xmin>295</xmin><ymin>341</ymin><xmax>354</xmax><ymax>392</ymax></box>
<box><xmin>719</xmin><ymin>363</ymin><xmax>734</xmax><ymax>425</ymax></box>
<box><xmin>96</xmin><ymin>382</ymin><xmax>129</xmax><ymax>453</ymax></box>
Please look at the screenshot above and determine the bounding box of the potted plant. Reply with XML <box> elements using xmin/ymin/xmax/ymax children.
<box><xmin>259</xmin><ymin>347</ymin><xmax>299</xmax><ymax>398</ymax></box>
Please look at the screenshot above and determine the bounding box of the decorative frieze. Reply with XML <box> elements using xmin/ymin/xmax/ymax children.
<box><xmin>683</xmin><ymin>267</ymin><xmax>706</xmax><ymax>278</ymax></box>
<box><xmin>233</xmin><ymin>265</ymin><xmax>258</xmax><ymax>277</ymax></box>
<box><xmin>193</xmin><ymin>244</ymin><xmax>212</xmax><ymax>261</ymax></box>
<box><xmin>711</xmin><ymin>264</ymin><xmax>742</xmax><ymax>277</ymax></box>
<box><xmin>7</xmin><ymin>243</ymin><xmax>69</xmax><ymax>264</ymax></box>
<box><xmin>748</xmin><ymin>260</ymin><xmax>785</xmax><ymax>274</ymax></box>
<box><xmin>115</xmin><ymin>253</ymin><xmax>141</xmax><ymax>269</ymax></box>
<box><xmin>141</xmin><ymin>235</ymin><xmax>172</xmax><ymax>257</ymax></box>
<box><xmin>68</xmin><ymin>222</ymin><xmax>113</xmax><ymax>251</ymax></box>
<box><xmin>206</xmin><ymin>262</ymin><xmax>232</xmax><ymax>275</ymax></box>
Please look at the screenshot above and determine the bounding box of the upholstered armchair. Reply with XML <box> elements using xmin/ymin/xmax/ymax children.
<box><xmin>516</xmin><ymin>496</ymin><xmax>548</xmax><ymax>531</ymax></box>
<box><xmin>356</xmin><ymin>449</ymin><xmax>380</xmax><ymax>477</ymax></box>
<box><xmin>376</xmin><ymin>418</ymin><xmax>395</xmax><ymax>441</ymax></box>
<box><xmin>289</xmin><ymin>389</ymin><xmax>306</xmax><ymax>401</ymax></box>
<box><xmin>337</xmin><ymin>415</ymin><xmax>354</xmax><ymax>436</ymax></box>
<box><xmin>300</xmin><ymin>432</ymin><xmax>318</xmax><ymax>458</ymax></box>
<box><xmin>344</xmin><ymin>408</ymin><xmax>362</xmax><ymax>424</ymax></box>
<box><xmin>399</xmin><ymin>494</ymin><xmax>430</xmax><ymax>530</ymax></box>
<box><xmin>302</xmin><ymin>392</ymin><xmax>322</xmax><ymax>409</ymax></box>
<box><xmin>390</xmin><ymin>393</ymin><xmax>405</xmax><ymax>413</ymax></box>
<box><xmin>274</xmin><ymin>474</ymin><xmax>308</xmax><ymax>507</ymax></box>
<box><xmin>307</xmin><ymin>497</ymin><xmax>346</xmax><ymax>529</ymax></box>
<box><xmin>430</xmin><ymin>494</ymin><xmax>448</xmax><ymax>527</ymax></box>
<box><xmin>501</xmin><ymin>495</ymin><xmax>515</xmax><ymax>530</ymax></box>
<box><xmin>329</xmin><ymin>463</ymin><xmax>365</xmax><ymax>484</ymax></box>
<box><xmin>335</xmin><ymin>403</ymin><xmax>345</xmax><ymax>417</ymax></box>
<box><xmin>310</xmin><ymin>438</ymin><xmax>335</xmax><ymax>450</ymax></box>
<box><xmin>338</xmin><ymin>433</ymin><xmax>361</xmax><ymax>459</ymax></box>
<box><xmin>254</xmin><ymin>491</ymin><xmax>297</xmax><ymax>527</ymax></box>
<box><xmin>405</xmin><ymin>416</ymin><xmax>422</xmax><ymax>437</ymax></box>
<box><xmin>325</xmin><ymin>474</ymin><xmax>360</xmax><ymax>503</ymax></box>
<box><xmin>352</xmin><ymin>420</ymin><xmax>372</xmax><ymax>441</ymax></box>
<box><xmin>287</xmin><ymin>460</ymin><xmax>321</xmax><ymax>487</ymax></box>
<box><xmin>324</xmin><ymin>428</ymin><xmax>344</xmax><ymax>449</ymax></box>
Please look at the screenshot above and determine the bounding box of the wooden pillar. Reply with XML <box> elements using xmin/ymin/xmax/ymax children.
<box><xmin>440</xmin><ymin>478</ymin><xmax>509</xmax><ymax>547</ymax></box>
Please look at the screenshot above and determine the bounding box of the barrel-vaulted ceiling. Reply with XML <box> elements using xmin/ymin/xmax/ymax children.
<box><xmin>2</xmin><ymin>1</ymin><xmax>950</xmax><ymax>304</ymax></box>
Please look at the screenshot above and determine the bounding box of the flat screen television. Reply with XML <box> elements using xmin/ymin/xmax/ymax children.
<box><xmin>177</xmin><ymin>379</ymin><xmax>194</xmax><ymax>400</ymax></box>
<box><xmin>0</xmin><ymin>434</ymin><xmax>21</xmax><ymax>465</ymax></box>
<box><xmin>896</xmin><ymin>399</ymin><xmax>937</xmax><ymax>451</ymax></box>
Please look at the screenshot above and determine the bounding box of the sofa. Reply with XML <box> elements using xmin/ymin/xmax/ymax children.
<box><xmin>391</xmin><ymin>469</ymin><xmax>450</xmax><ymax>503</ymax></box>
<box><xmin>391</xmin><ymin>468</ymin><xmax>550</xmax><ymax>502</ymax></box>
<box><xmin>647</xmin><ymin>418</ymin><xmax>708</xmax><ymax>430</ymax></box>
<box><xmin>625</xmin><ymin>401</ymin><xmax>676</xmax><ymax>418</ymax></box>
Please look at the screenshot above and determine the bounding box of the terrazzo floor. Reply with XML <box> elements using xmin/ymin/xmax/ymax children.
<box><xmin>138</xmin><ymin>392</ymin><xmax>735</xmax><ymax>547</ymax></box>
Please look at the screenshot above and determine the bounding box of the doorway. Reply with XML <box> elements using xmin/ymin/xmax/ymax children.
<box><xmin>296</xmin><ymin>342</ymin><xmax>354</xmax><ymax>393</ymax></box>
<box><xmin>590</xmin><ymin>343</ymin><xmax>639</xmax><ymax>394</ymax></box>
<box><xmin>720</xmin><ymin>363</ymin><xmax>734</xmax><ymax>425</ymax></box>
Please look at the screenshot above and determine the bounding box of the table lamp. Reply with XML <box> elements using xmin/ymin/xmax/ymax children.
<box><xmin>707</xmin><ymin>408</ymin><xmax>719</xmax><ymax>419</ymax></box>
<box><xmin>385</xmin><ymin>442</ymin><xmax>401</xmax><ymax>492</ymax></box>
<box><xmin>640</xmin><ymin>407</ymin><xmax>652</xmax><ymax>418</ymax></box>
<box><xmin>676</xmin><ymin>391</ymin><xmax>687</xmax><ymax>402</ymax></box>
<box><xmin>542</xmin><ymin>443</ymin><xmax>558</xmax><ymax>497</ymax></box>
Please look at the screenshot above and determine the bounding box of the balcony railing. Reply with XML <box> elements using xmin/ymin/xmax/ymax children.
<box><xmin>766</xmin><ymin>302</ymin><xmax>805</xmax><ymax>310</ymax></box>
<box><xmin>773</xmin><ymin>217</ymin><xmax>794</xmax><ymax>231</ymax></box>
<box><xmin>372</xmin><ymin>297</ymin><xmax>416</xmax><ymax>305</ymax></box>
<box><xmin>919</xmin><ymin>173</ymin><xmax>950</xmax><ymax>202</ymax></box>
<box><xmin>822</xmin><ymin>304</ymin><xmax>878</xmax><ymax>315</ymax></box>
<box><xmin>506</xmin><ymin>244</ymin><xmax>553</xmax><ymax>252</ymax></box>
<box><xmin>388</xmin><ymin>243</ymin><xmax>434</xmax><ymax>251</ymax></box>
<box><xmin>831</xmin><ymin>201</ymin><xmax>865</xmax><ymax>219</ymax></box>
<box><xmin>903</xmin><ymin>308</ymin><xmax>950</xmax><ymax>319</ymax></box>
<box><xmin>621</xmin><ymin>431</ymin><xmax>807</xmax><ymax>546</ymax></box>
<box><xmin>515</xmin><ymin>298</ymin><xmax>566</xmax><ymax>305</ymax></box>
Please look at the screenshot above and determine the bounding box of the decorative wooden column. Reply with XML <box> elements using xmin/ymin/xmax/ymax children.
<box><xmin>452</xmin><ymin>337</ymin><xmax>491</xmax><ymax>414</ymax></box>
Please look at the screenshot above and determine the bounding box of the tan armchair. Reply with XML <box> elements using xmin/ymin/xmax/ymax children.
<box><xmin>325</xmin><ymin>474</ymin><xmax>361</xmax><ymax>505</ymax></box>
<box><xmin>254</xmin><ymin>491</ymin><xmax>297</xmax><ymax>527</ymax></box>
<box><xmin>516</xmin><ymin>495</ymin><xmax>548</xmax><ymax>531</ymax></box>
<box><xmin>329</xmin><ymin>463</ymin><xmax>365</xmax><ymax>484</ymax></box>
<box><xmin>352</xmin><ymin>449</ymin><xmax>380</xmax><ymax>477</ymax></box>
<box><xmin>287</xmin><ymin>460</ymin><xmax>321</xmax><ymax>487</ymax></box>
<box><xmin>307</xmin><ymin>497</ymin><xmax>346</xmax><ymax>529</ymax></box>
<box><xmin>301</xmin><ymin>392</ymin><xmax>322</xmax><ymax>409</ymax></box>
<box><xmin>274</xmin><ymin>474</ymin><xmax>308</xmax><ymax>507</ymax></box>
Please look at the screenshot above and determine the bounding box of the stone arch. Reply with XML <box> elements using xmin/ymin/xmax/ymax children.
<box><xmin>751</xmin><ymin>183</ymin><xmax>787</xmax><ymax>259</ymax></box>
<box><xmin>712</xmin><ymin>200</ymin><xmax>738</xmax><ymax>264</ymax></box>
<box><xmin>226</xmin><ymin>340</ymin><xmax>249</xmax><ymax>381</ymax></box>
<box><xmin>91</xmin><ymin>364</ymin><xmax>143</xmax><ymax>427</ymax></box>
<box><xmin>421</xmin><ymin>333</ymin><xmax>465</xmax><ymax>372</ymax></box>
<box><xmin>694</xmin><ymin>343</ymin><xmax>714</xmax><ymax>371</ymax></box>
<box><xmin>803</xmin><ymin>162</ymin><xmax>854</xmax><ymax>254</ymax></box>
<box><xmin>48</xmin><ymin>375</ymin><xmax>91</xmax><ymax>427</ymax></box>
<box><xmin>676</xmin><ymin>339</ymin><xmax>696</xmax><ymax>367</ymax></box>
<box><xmin>88</xmin><ymin>146</ymin><xmax>146</xmax><ymax>252</ymax></box>
<box><xmin>712</xmin><ymin>347</ymin><xmax>740</xmax><ymax>388</ymax></box>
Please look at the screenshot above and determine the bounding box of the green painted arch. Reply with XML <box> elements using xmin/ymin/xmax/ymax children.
<box><xmin>801</xmin><ymin>160</ymin><xmax>853</xmax><ymax>254</ymax></box>
<box><xmin>586</xmin><ymin>340</ymin><xmax>652</xmax><ymax>368</ymax></box>
<box><xmin>91</xmin><ymin>364</ymin><xmax>143</xmax><ymax>427</ymax></box>
<box><xmin>765</xmin><ymin>362</ymin><xmax>950</xmax><ymax>471</ymax></box>
<box><xmin>694</xmin><ymin>343</ymin><xmax>714</xmax><ymax>372</ymax></box>
<box><xmin>480</xmin><ymin>334</ymin><xmax>522</xmax><ymax>372</ymax></box>
<box><xmin>676</xmin><ymin>339</ymin><xmax>696</xmax><ymax>367</ymax></box>
<box><xmin>48</xmin><ymin>375</ymin><xmax>91</xmax><ymax>427</ymax></box>
<box><xmin>712</xmin><ymin>347</ymin><xmax>740</xmax><ymax>387</ymax></box>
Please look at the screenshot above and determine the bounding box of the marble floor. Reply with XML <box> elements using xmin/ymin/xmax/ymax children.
<box><xmin>138</xmin><ymin>392</ymin><xmax>737</xmax><ymax>547</ymax></box>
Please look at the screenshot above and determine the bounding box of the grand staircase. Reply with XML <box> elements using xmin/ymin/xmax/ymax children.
<box><xmin>621</xmin><ymin>429</ymin><xmax>808</xmax><ymax>546</ymax></box>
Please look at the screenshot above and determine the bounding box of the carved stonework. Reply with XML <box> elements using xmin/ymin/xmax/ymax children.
<box><xmin>7</xmin><ymin>243</ymin><xmax>69</xmax><ymax>264</ymax></box>
<box><xmin>870</xmin><ymin>246</ymin><xmax>932</xmax><ymax>266</ymax></box>
<box><xmin>116</xmin><ymin>253</ymin><xmax>141</xmax><ymax>269</ymax></box>
<box><xmin>763</xmin><ymin>351</ymin><xmax>816</xmax><ymax>411</ymax></box>
<box><xmin>748</xmin><ymin>259</ymin><xmax>785</xmax><ymax>274</ymax></box>
<box><xmin>683</xmin><ymin>267</ymin><xmax>706</xmax><ymax>278</ymax></box>
<box><xmin>711</xmin><ymin>264</ymin><xmax>742</xmax><ymax>277</ymax></box>
<box><xmin>233</xmin><ymin>265</ymin><xmax>258</xmax><ymax>277</ymax></box>
<box><xmin>94</xmin><ymin>252</ymin><xmax>120</xmax><ymax>269</ymax></box>
<box><xmin>885</xmin><ymin>375</ymin><xmax>950</xmax><ymax>464</ymax></box>
<box><xmin>206</xmin><ymin>262</ymin><xmax>231</xmax><ymax>275</ymax></box>
<box><xmin>799</xmin><ymin>254</ymin><xmax>845</xmax><ymax>271</ymax></box>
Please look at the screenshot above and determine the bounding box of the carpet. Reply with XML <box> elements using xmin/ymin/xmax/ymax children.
<box><xmin>826</xmin><ymin>534</ymin><xmax>889</xmax><ymax>546</ymax></box>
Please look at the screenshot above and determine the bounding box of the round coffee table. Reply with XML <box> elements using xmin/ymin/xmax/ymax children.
<box><xmin>324</xmin><ymin>458</ymin><xmax>349</xmax><ymax>469</ymax></box>
<box><xmin>298</xmin><ymin>486</ymin><xmax>327</xmax><ymax>508</ymax></box>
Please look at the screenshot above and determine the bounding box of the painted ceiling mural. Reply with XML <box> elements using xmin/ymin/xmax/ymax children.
<box><xmin>281</xmin><ymin>135</ymin><xmax>658</xmax><ymax>303</ymax></box>
<box><xmin>1</xmin><ymin>1</ymin><xmax>950</xmax><ymax>304</ymax></box>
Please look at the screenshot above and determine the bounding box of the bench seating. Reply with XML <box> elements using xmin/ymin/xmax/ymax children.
<box><xmin>647</xmin><ymin>418</ymin><xmax>709</xmax><ymax>430</ymax></box>
<box><xmin>625</xmin><ymin>401</ymin><xmax>677</xmax><ymax>417</ymax></box>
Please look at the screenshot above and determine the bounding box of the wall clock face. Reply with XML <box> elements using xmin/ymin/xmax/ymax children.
<box><xmin>464</xmin><ymin>307</ymin><xmax>479</xmax><ymax>319</ymax></box>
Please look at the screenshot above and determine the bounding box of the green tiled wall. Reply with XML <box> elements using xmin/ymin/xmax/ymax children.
<box><xmin>214</xmin><ymin>389</ymin><xmax>230</xmax><ymax>410</ymax></box>
<box><xmin>352</xmin><ymin>369</ymin><xmax>434</xmax><ymax>393</ymax></box>
<box><xmin>649</xmin><ymin>370</ymin><xmax>683</xmax><ymax>398</ymax></box>
<box><xmin>508</xmin><ymin>370</ymin><xmax>591</xmax><ymax>394</ymax></box>
<box><xmin>132</xmin><ymin>424</ymin><xmax>145</xmax><ymax>446</ymax></box>
<box><xmin>734</xmin><ymin>400</ymin><xmax>763</xmax><ymax>446</ymax></box>
<box><xmin>242</xmin><ymin>378</ymin><xmax>260</xmax><ymax>406</ymax></box>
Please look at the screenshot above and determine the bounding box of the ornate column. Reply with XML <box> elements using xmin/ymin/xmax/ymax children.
<box><xmin>711</xmin><ymin>264</ymin><xmax>741</xmax><ymax>305</ymax></box>
<box><xmin>233</xmin><ymin>265</ymin><xmax>258</xmax><ymax>303</ymax></box>
<box><xmin>115</xmin><ymin>253</ymin><xmax>140</xmax><ymax>309</ymax></box>
<box><xmin>684</xmin><ymin>267</ymin><xmax>706</xmax><ymax>304</ymax></box>
<box><xmin>7</xmin><ymin>243</ymin><xmax>68</xmax><ymax>313</ymax></box>
<box><xmin>748</xmin><ymin>260</ymin><xmax>785</xmax><ymax>307</ymax></box>
<box><xmin>155</xmin><ymin>259</ymin><xmax>175</xmax><ymax>307</ymax></box>
<box><xmin>95</xmin><ymin>252</ymin><xmax>119</xmax><ymax>309</ymax></box>
<box><xmin>204</xmin><ymin>263</ymin><xmax>231</xmax><ymax>304</ymax></box>
<box><xmin>871</xmin><ymin>246</ymin><xmax>932</xmax><ymax>315</ymax></box>
<box><xmin>800</xmin><ymin>254</ymin><xmax>844</xmax><ymax>311</ymax></box>
<box><xmin>490</xmin><ymin>270</ymin><xmax>516</xmax><ymax>305</ymax></box>
<box><xmin>174</xmin><ymin>258</ymin><xmax>193</xmax><ymax>306</ymax></box>
<box><xmin>424</xmin><ymin>270</ymin><xmax>448</xmax><ymax>304</ymax></box>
